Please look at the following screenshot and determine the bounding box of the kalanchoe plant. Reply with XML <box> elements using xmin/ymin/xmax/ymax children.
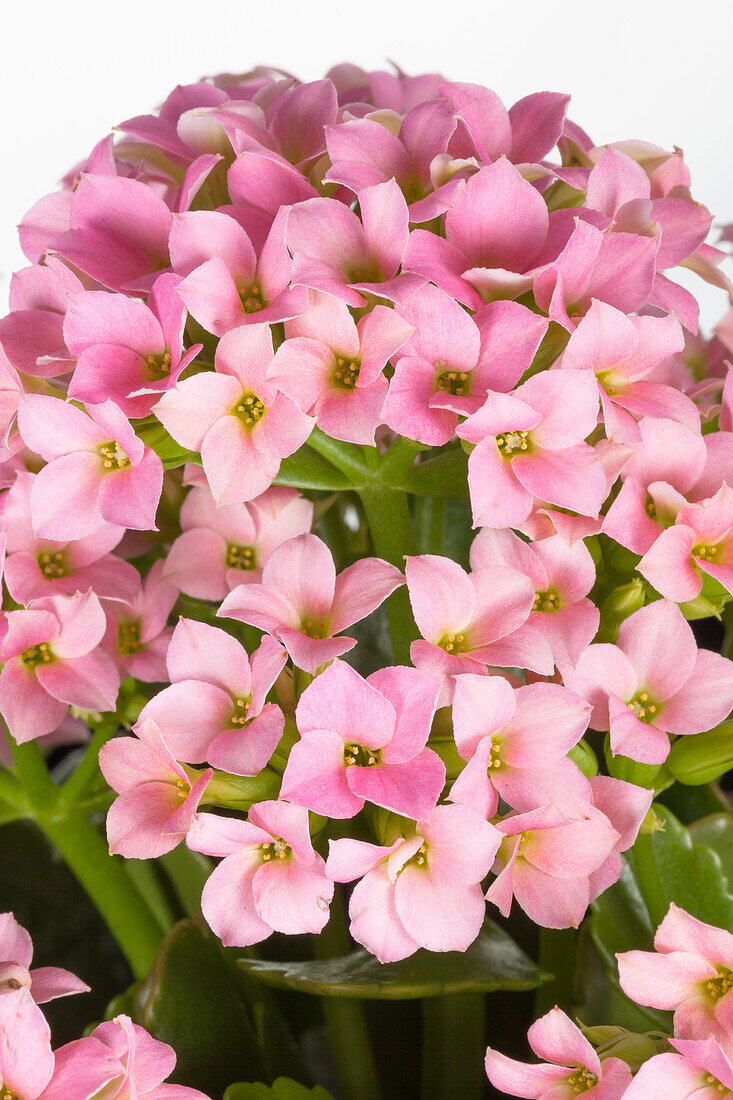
<box><xmin>2</xmin><ymin>59</ymin><xmax>733</xmax><ymax>1100</ymax></box>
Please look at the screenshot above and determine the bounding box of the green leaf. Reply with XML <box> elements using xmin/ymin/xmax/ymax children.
<box><xmin>239</xmin><ymin>921</ymin><xmax>547</xmax><ymax>999</ymax></box>
<box><xmin>274</xmin><ymin>446</ymin><xmax>354</xmax><ymax>491</ymax></box>
<box><xmin>402</xmin><ymin>447</ymin><xmax>469</xmax><ymax>498</ymax></box>
<box><xmin>135</xmin><ymin>419</ymin><xmax>197</xmax><ymax>468</ymax></box>
<box><xmin>225</xmin><ymin>1080</ymin><xmax>334</xmax><ymax>1100</ymax></box>
<box><xmin>143</xmin><ymin>920</ymin><xmax>264</xmax><ymax>1093</ymax></box>
<box><xmin>689</xmin><ymin>813</ymin><xmax>733</xmax><ymax>887</ymax></box>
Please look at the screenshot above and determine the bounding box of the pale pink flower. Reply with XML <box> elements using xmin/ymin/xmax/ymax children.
<box><xmin>281</xmin><ymin>659</ymin><xmax>442</xmax><ymax>820</ymax></box>
<box><xmin>0</xmin><ymin>912</ymin><xmax>89</xmax><ymax>1005</ymax></box>
<box><xmin>585</xmin><ymin>775</ymin><xmax>653</xmax><ymax>901</ymax></box>
<box><xmin>561</xmin><ymin>600</ymin><xmax>733</xmax><ymax>765</ymax></box>
<box><xmin>623</xmin><ymin>1037</ymin><xmax>733</xmax><ymax>1099</ymax></box>
<box><xmin>0</xmin><ymin>987</ymin><xmax>55</xmax><ymax>1100</ymax></box>
<box><xmin>186</xmin><ymin>801</ymin><xmax>334</xmax><ymax>946</ymax></box>
<box><xmin>219</xmin><ymin>533</ymin><xmax>404</xmax><ymax>674</ymax></box>
<box><xmin>101</xmin><ymin>560</ymin><xmax>177</xmax><ymax>683</ymax></box>
<box><xmin>485</xmin><ymin>1007</ymin><xmax>632</xmax><ymax>1099</ymax></box>
<box><xmin>0</xmin><ymin>591</ymin><xmax>120</xmax><ymax>743</ymax></box>
<box><xmin>138</xmin><ymin>618</ymin><xmax>287</xmax><ymax>776</ymax></box>
<box><xmin>0</xmin><ymin>256</ymin><xmax>83</xmax><ymax>378</ymax></box>
<box><xmin>100</xmin><ymin>717</ymin><xmax>213</xmax><ymax>859</ymax></box>
<box><xmin>153</xmin><ymin>324</ymin><xmax>313</xmax><ymax>506</ymax></box>
<box><xmin>326</xmin><ymin>803</ymin><xmax>500</xmax><ymax>962</ymax></box>
<box><xmin>17</xmin><ymin>395</ymin><xmax>163</xmax><ymax>540</ymax></box>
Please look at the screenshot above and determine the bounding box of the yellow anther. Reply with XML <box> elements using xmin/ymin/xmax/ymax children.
<box><xmin>435</xmin><ymin>368</ymin><xmax>470</xmax><ymax>396</ymax></box>
<box><xmin>343</xmin><ymin>743</ymin><xmax>382</xmax><ymax>768</ymax></box>
<box><xmin>233</xmin><ymin>393</ymin><xmax>266</xmax><ymax>426</ymax></box>
<box><xmin>20</xmin><ymin>642</ymin><xmax>53</xmax><ymax>669</ymax></box>
<box><xmin>496</xmin><ymin>431</ymin><xmax>530</xmax><ymax>457</ymax></box>
<box><xmin>626</xmin><ymin>691</ymin><xmax>658</xmax><ymax>724</ymax></box>
<box><xmin>145</xmin><ymin>349</ymin><xmax>173</xmax><ymax>378</ymax></box>
<box><xmin>231</xmin><ymin>696</ymin><xmax>251</xmax><ymax>726</ymax></box>
<box><xmin>117</xmin><ymin>620</ymin><xmax>142</xmax><ymax>655</ymax></box>
<box><xmin>226</xmin><ymin>543</ymin><xmax>256</xmax><ymax>570</ymax></box>
<box><xmin>38</xmin><ymin>549</ymin><xmax>66</xmax><ymax>578</ymax></box>
<box><xmin>695</xmin><ymin>543</ymin><xmax>721</xmax><ymax>562</ymax></box>
<box><xmin>439</xmin><ymin>632</ymin><xmax>466</xmax><ymax>655</ymax></box>
<box><xmin>99</xmin><ymin>441</ymin><xmax>130</xmax><ymax>470</ymax></box>
<box><xmin>533</xmin><ymin>588</ymin><xmax>561</xmax><ymax>613</ymax></box>
<box><xmin>333</xmin><ymin>356</ymin><xmax>361</xmax><ymax>389</ymax></box>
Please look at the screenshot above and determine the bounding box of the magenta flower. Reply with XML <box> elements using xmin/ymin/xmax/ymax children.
<box><xmin>2</xmin><ymin>470</ymin><xmax>138</xmax><ymax>606</ymax></box>
<box><xmin>138</xmin><ymin>618</ymin><xmax>287</xmax><ymax>776</ymax></box>
<box><xmin>100</xmin><ymin>717</ymin><xmax>213</xmax><ymax>859</ymax></box>
<box><xmin>153</xmin><ymin>324</ymin><xmax>313</xmax><ymax>506</ymax></box>
<box><xmin>101</xmin><ymin>560</ymin><xmax>177</xmax><ymax>683</ymax></box>
<box><xmin>558</xmin><ymin>299</ymin><xmax>694</xmax><ymax>441</ymax></box>
<box><xmin>326</xmin><ymin>803</ymin><xmax>500</xmax><ymax>962</ymax></box>
<box><xmin>456</xmin><ymin>370</ymin><xmax>606</xmax><ymax>529</ymax></box>
<box><xmin>219</xmin><ymin>533</ymin><xmax>404</xmax><ymax>674</ymax></box>
<box><xmin>17</xmin><ymin>395</ymin><xmax>163</xmax><ymax>540</ymax></box>
<box><xmin>169</xmin><ymin>208</ymin><xmax>308</xmax><ymax>335</ymax></box>
<box><xmin>561</xmin><ymin>600</ymin><xmax>733</xmax><ymax>764</ymax></box>
<box><xmin>41</xmin><ymin>1014</ymin><xmax>211</xmax><ymax>1100</ymax></box>
<box><xmin>0</xmin><ymin>591</ymin><xmax>120</xmax><ymax>743</ymax></box>
<box><xmin>0</xmin><ymin>256</ymin><xmax>83</xmax><ymax>378</ymax></box>
<box><xmin>269</xmin><ymin>291</ymin><xmax>413</xmax><ymax>445</ymax></box>
<box><xmin>186</xmin><ymin>801</ymin><xmax>334</xmax><ymax>946</ymax></box>
<box><xmin>404</xmin><ymin>554</ymin><xmax>553</xmax><ymax>695</ymax></box>
<box><xmin>0</xmin><ymin>912</ymin><xmax>89</xmax><ymax>1005</ymax></box>
<box><xmin>163</xmin><ymin>482</ymin><xmax>313</xmax><ymax>600</ymax></box>
<box><xmin>382</xmin><ymin>285</ymin><xmax>548</xmax><ymax>445</ymax></box>
<box><xmin>280</xmin><ymin>659</ymin><xmax>442</xmax><ymax>819</ymax></box>
<box><xmin>0</xmin><ymin>987</ymin><xmax>54</xmax><ymax>1100</ymax></box>
<box><xmin>286</xmin><ymin>178</ymin><xmax>423</xmax><ymax>307</ymax></box>
<box><xmin>449</xmin><ymin>674</ymin><xmax>591</xmax><ymax>817</ymax></box>
<box><xmin>485</xmin><ymin>1007</ymin><xmax>632</xmax><ymax>1099</ymax></box>
<box><xmin>623</xmin><ymin>1037</ymin><xmax>733</xmax><ymax>1099</ymax></box>
<box><xmin>470</xmin><ymin>529</ymin><xmax>600</xmax><ymax>665</ymax></box>
<box><xmin>64</xmin><ymin>275</ymin><xmax>202</xmax><ymax>418</ymax></box>
<box><xmin>617</xmin><ymin>904</ymin><xmax>733</xmax><ymax>1048</ymax></box>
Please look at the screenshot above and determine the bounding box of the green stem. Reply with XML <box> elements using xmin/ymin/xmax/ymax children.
<box><xmin>314</xmin><ymin>891</ymin><xmax>382</xmax><ymax>1100</ymax></box>
<box><xmin>59</xmin><ymin>714</ymin><xmax>119</xmax><ymax>808</ymax></box>
<box><xmin>535</xmin><ymin>928</ymin><xmax>576</xmax><ymax>1016</ymax></box>
<box><xmin>306</xmin><ymin>427</ymin><xmax>368</xmax><ymax>484</ymax></box>
<box><xmin>421</xmin><ymin>994</ymin><xmax>486</xmax><ymax>1100</ymax></box>
<box><xmin>358</xmin><ymin>484</ymin><xmax>417</xmax><ymax>664</ymax></box>
<box><xmin>414</xmin><ymin>496</ymin><xmax>446</xmax><ymax>555</ymax></box>
<box><xmin>0</xmin><ymin>767</ymin><xmax>27</xmax><ymax>810</ymax></box>
<box><xmin>629</xmin><ymin>831</ymin><xmax>669</xmax><ymax>930</ymax></box>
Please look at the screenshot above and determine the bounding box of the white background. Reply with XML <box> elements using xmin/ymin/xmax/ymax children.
<box><xmin>2</xmin><ymin>0</ymin><xmax>732</xmax><ymax>327</ymax></box>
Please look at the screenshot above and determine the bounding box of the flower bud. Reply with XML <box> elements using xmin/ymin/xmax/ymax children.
<box><xmin>667</xmin><ymin>721</ymin><xmax>733</xmax><ymax>785</ymax></box>
<box><xmin>567</xmin><ymin>739</ymin><xmax>598</xmax><ymax>778</ymax></box>
<box><xmin>596</xmin><ymin>578</ymin><xmax>646</xmax><ymax>641</ymax></box>
<box><xmin>596</xmin><ymin>1030</ymin><xmax>667</xmax><ymax>1072</ymax></box>
<box><xmin>202</xmin><ymin>768</ymin><xmax>280</xmax><ymax>810</ymax></box>
<box><xmin>604</xmin><ymin>736</ymin><xmax>673</xmax><ymax>791</ymax></box>
<box><xmin>680</xmin><ymin>583</ymin><xmax>730</xmax><ymax>621</ymax></box>
<box><xmin>371</xmin><ymin>808</ymin><xmax>412</xmax><ymax>846</ymax></box>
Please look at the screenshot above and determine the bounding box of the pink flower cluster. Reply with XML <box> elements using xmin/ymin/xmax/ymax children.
<box><xmin>486</xmin><ymin>904</ymin><xmax>733</xmax><ymax>1098</ymax></box>
<box><xmin>0</xmin><ymin>912</ymin><xmax>208</xmax><ymax>1099</ymax></box>
<box><xmin>1</xmin><ymin>61</ymin><xmax>733</xmax><ymax>971</ymax></box>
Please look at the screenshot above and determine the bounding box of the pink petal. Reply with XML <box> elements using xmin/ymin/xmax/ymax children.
<box><xmin>252</xmin><ymin>858</ymin><xmax>332</xmax><ymax>935</ymax></box>
<box><xmin>617</xmin><ymin>600</ymin><xmax>697</xmax><ymax>701</ymax></box>
<box><xmin>199</xmin><ymin>853</ymin><xmax>272</xmax><ymax>946</ymax></box>
<box><xmin>330</xmin><ymin>558</ymin><xmax>404</xmax><ymax>634</ymax></box>
<box><xmin>395</xmin><ymin>871</ymin><xmax>485</xmax><ymax>953</ymax></box>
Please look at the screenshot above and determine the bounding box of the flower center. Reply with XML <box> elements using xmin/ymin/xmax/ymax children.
<box><xmin>333</xmin><ymin>356</ymin><xmax>361</xmax><ymax>389</ymax></box>
<box><xmin>495</xmin><ymin>431</ymin><xmax>530</xmax><ymax>457</ymax></box>
<box><xmin>239</xmin><ymin>284</ymin><xmax>265</xmax><ymax>314</ymax></box>
<box><xmin>144</xmin><ymin>349</ymin><xmax>172</xmax><ymax>378</ymax></box>
<box><xmin>343</xmin><ymin>743</ymin><xmax>381</xmax><ymax>767</ymax></box>
<box><xmin>20</xmin><ymin>642</ymin><xmax>54</xmax><ymax>669</ymax></box>
<box><xmin>117</xmin><ymin>620</ymin><xmax>142</xmax><ymax>655</ymax></box>
<box><xmin>533</xmin><ymin>588</ymin><xmax>561</xmax><ymax>612</ymax></box>
<box><xmin>645</xmin><ymin>495</ymin><xmax>657</xmax><ymax>518</ymax></box>
<box><xmin>596</xmin><ymin>369</ymin><xmax>621</xmax><ymax>397</ymax></box>
<box><xmin>408</xmin><ymin>842</ymin><xmax>429</xmax><ymax>868</ymax></box>
<box><xmin>231</xmin><ymin>696</ymin><xmax>251</xmax><ymax>726</ymax></box>
<box><xmin>233</xmin><ymin>393</ymin><xmax>266</xmax><ymax>428</ymax></box>
<box><xmin>486</xmin><ymin>739</ymin><xmax>503</xmax><ymax>771</ymax></box>
<box><xmin>435</xmin><ymin>364</ymin><xmax>470</xmax><ymax>396</ymax></box>
<box><xmin>694</xmin><ymin>542</ymin><xmax>721</xmax><ymax>562</ymax></box>
<box><xmin>99</xmin><ymin>441</ymin><xmax>131</xmax><ymax>470</ymax></box>
<box><xmin>626</xmin><ymin>690</ymin><xmax>659</xmax><ymax>723</ymax></box>
<box><xmin>438</xmin><ymin>632</ymin><xmax>466</xmax><ymax>654</ymax></box>
<box><xmin>704</xmin><ymin>1073</ymin><xmax>729</xmax><ymax>1094</ymax></box>
<box><xmin>261</xmin><ymin>838</ymin><xmax>292</xmax><ymax>861</ymax></box>
<box><xmin>567</xmin><ymin>1067</ymin><xmax>598</xmax><ymax>1093</ymax></box>
<box><xmin>1</xmin><ymin>1088</ymin><xmax>19</xmax><ymax>1100</ymax></box>
<box><xmin>37</xmin><ymin>550</ymin><xmax>67</xmax><ymax>579</ymax></box>
<box><xmin>705</xmin><ymin>968</ymin><xmax>733</xmax><ymax>1000</ymax></box>
<box><xmin>226</xmin><ymin>543</ymin><xmax>256</xmax><ymax>570</ymax></box>
<box><xmin>301</xmin><ymin>619</ymin><xmax>328</xmax><ymax>639</ymax></box>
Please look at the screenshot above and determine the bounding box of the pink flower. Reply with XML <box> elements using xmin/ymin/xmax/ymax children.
<box><xmin>101</xmin><ymin>561</ymin><xmax>177</xmax><ymax>683</ymax></box>
<box><xmin>0</xmin><ymin>987</ymin><xmax>54</xmax><ymax>1100</ymax></box>
<box><xmin>617</xmin><ymin>904</ymin><xmax>733</xmax><ymax>1048</ymax></box>
<box><xmin>64</xmin><ymin>276</ymin><xmax>202</xmax><ymax>418</ymax></box>
<box><xmin>0</xmin><ymin>591</ymin><xmax>120</xmax><ymax>743</ymax></box>
<box><xmin>100</xmin><ymin>717</ymin><xmax>213</xmax><ymax>859</ymax></box>
<box><xmin>286</xmin><ymin>178</ymin><xmax>423</xmax><ymax>307</ymax></box>
<box><xmin>585</xmin><ymin>775</ymin><xmax>653</xmax><ymax>901</ymax></box>
<box><xmin>382</xmin><ymin>285</ymin><xmax>548</xmax><ymax>445</ymax></box>
<box><xmin>0</xmin><ymin>256</ymin><xmax>83</xmax><ymax>378</ymax></box>
<box><xmin>17</xmin><ymin>395</ymin><xmax>163</xmax><ymax>540</ymax></box>
<box><xmin>558</xmin><ymin>299</ymin><xmax>694</xmax><ymax>441</ymax></box>
<box><xmin>638</xmin><ymin>484</ymin><xmax>733</xmax><ymax>602</ymax></box>
<box><xmin>280</xmin><ymin>659</ymin><xmax>442</xmax><ymax>819</ymax></box>
<box><xmin>219</xmin><ymin>533</ymin><xmax>404</xmax><ymax>674</ymax></box>
<box><xmin>456</xmin><ymin>370</ymin><xmax>605</xmax><ymax>529</ymax></box>
<box><xmin>470</xmin><ymin>529</ymin><xmax>599</xmax><ymax>665</ymax></box>
<box><xmin>623</xmin><ymin>1037</ymin><xmax>733</xmax><ymax>1099</ymax></box>
<box><xmin>0</xmin><ymin>912</ymin><xmax>89</xmax><ymax>1005</ymax></box>
<box><xmin>169</xmin><ymin>208</ymin><xmax>308</xmax><ymax>335</ymax></box>
<box><xmin>449</xmin><ymin>674</ymin><xmax>591</xmax><ymax>817</ymax></box>
<box><xmin>153</xmin><ymin>324</ymin><xmax>313</xmax><ymax>506</ymax></box>
<box><xmin>404</xmin><ymin>554</ymin><xmax>553</xmax><ymax>697</ymax></box>
<box><xmin>561</xmin><ymin>600</ymin><xmax>733</xmax><ymax>765</ymax></box>
<box><xmin>486</xmin><ymin>802</ymin><xmax>620</xmax><ymax>929</ymax></box>
<box><xmin>162</xmin><ymin>482</ymin><xmax>313</xmax><ymax>600</ymax></box>
<box><xmin>41</xmin><ymin>1014</ymin><xmax>211</xmax><ymax>1099</ymax></box>
<box><xmin>2</xmin><ymin>470</ymin><xmax>138</xmax><ymax>606</ymax></box>
<box><xmin>268</xmin><ymin>291</ymin><xmax>413</xmax><ymax>445</ymax></box>
<box><xmin>485</xmin><ymin>1007</ymin><xmax>632</xmax><ymax>1099</ymax></box>
<box><xmin>326</xmin><ymin>803</ymin><xmax>500</xmax><ymax>962</ymax></box>
<box><xmin>138</xmin><ymin>618</ymin><xmax>287</xmax><ymax>776</ymax></box>
<box><xmin>186</xmin><ymin>801</ymin><xmax>334</xmax><ymax>946</ymax></box>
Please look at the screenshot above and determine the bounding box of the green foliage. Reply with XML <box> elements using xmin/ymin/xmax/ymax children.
<box><xmin>135</xmin><ymin>418</ymin><xmax>197</xmax><ymax>468</ymax></box>
<box><xmin>225</xmin><ymin>1081</ymin><xmax>334</xmax><ymax>1100</ymax></box>
<box><xmin>402</xmin><ymin>446</ymin><xmax>469</xmax><ymax>498</ymax></box>
<box><xmin>274</xmin><ymin>447</ymin><xmax>355</xmax><ymax>491</ymax></box>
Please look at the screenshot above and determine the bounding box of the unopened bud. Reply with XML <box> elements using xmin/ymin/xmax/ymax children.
<box><xmin>667</xmin><ymin>721</ymin><xmax>733</xmax><ymax>785</ymax></box>
<box><xmin>202</xmin><ymin>768</ymin><xmax>280</xmax><ymax>810</ymax></box>
<box><xmin>597</xmin><ymin>1030</ymin><xmax>666</xmax><ymax>1072</ymax></box>
<box><xmin>371</xmin><ymin>808</ymin><xmax>411</xmax><ymax>846</ymax></box>
<box><xmin>680</xmin><ymin>583</ymin><xmax>730</xmax><ymax>621</ymax></box>
<box><xmin>604</xmin><ymin>736</ymin><xmax>673</xmax><ymax>791</ymax></box>
<box><xmin>596</xmin><ymin>579</ymin><xmax>646</xmax><ymax>642</ymax></box>
<box><xmin>567</xmin><ymin>739</ymin><xmax>598</xmax><ymax>778</ymax></box>
<box><xmin>268</xmin><ymin>716</ymin><xmax>300</xmax><ymax>774</ymax></box>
